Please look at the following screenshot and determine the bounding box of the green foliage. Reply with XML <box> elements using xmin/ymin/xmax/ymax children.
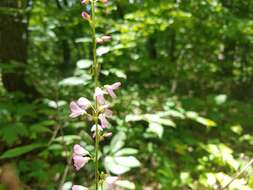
<box><xmin>0</xmin><ymin>144</ymin><xmax>45</xmax><ymax>159</ymax></box>
<box><xmin>0</xmin><ymin>0</ymin><xmax>253</xmax><ymax>189</ymax></box>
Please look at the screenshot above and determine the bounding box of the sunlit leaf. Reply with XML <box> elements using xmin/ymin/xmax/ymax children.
<box><xmin>115</xmin><ymin>148</ymin><xmax>138</xmax><ymax>156</ymax></box>
<box><xmin>104</xmin><ymin>156</ymin><xmax>130</xmax><ymax>175</ymax></box>
<box><xmin>147</xmin><ymin>122</ymin><xmax>164</xmax><ymax>138</ymax></box>
<box><xmin>114</xmin><ymin>156</ymin><xmax>141</xmax><ymax>168</ymax></box>
<box><xmin>110</xmin><ymin>132</ymin><xmax>126</xmax><ymax>153</ymax></box>
<box><xmin>77</xmin><ymin>59</ymin><xmax>92</xmax><ymax>69</ymax></box>
<box><xmin>115</xmin><ymin>180</ymin><xmax>135</xmax><ymax>189</ymax></box>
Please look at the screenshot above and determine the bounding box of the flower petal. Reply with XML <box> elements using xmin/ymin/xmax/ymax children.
<box><xmin>101</xmin><ymin>35</ymin><xmax>112</xmax><ymax>42</ymax></box>
<box><xmin>104</xmin><ymin>108</ymin><xmax>113</xmax><ymax>117</ymax></box>
<box><xmin>73</xmin><ymin>144</ymin><xmax>89</xmax><ymax>156</ymax></box>
<box><xmin>94</xmin><ymin>87</ymin><xmax>106</xmax><ymax>105</ymax></box>
<box><xmin>69</xmin><ymin>101</ymin><xmax>86</xmax><ymax>118</ymax></box>
<box><xmin>99</xmin><ymin>114</ymin><xmax>109</xmax><ymax>128</ymax></box>
<box><xmin>105</xmin><ymin>82</ymin><xmax>121</xmax><ymax>98</ymax></box>
<box><xmin>106</xmin><ymin>176</ymin><xmax>118</xmax><ymax>190</ymax></box>
<box><xmin>77</xmin><ymin>97</ymin><xmax>91</xmax><ymax>110</ymax></box>
<box><xmin>111</xmin><ymin>82</ymin><xmax>121</xmax><ymax>90</ymax></box>
<box><xmin>107</xmin><ymin>88</ymin><xmax>117</xmax><ymax>98</ymax></box>
<box><xmin>72</xmin><ymin>185</ymin><xmax>88</xmax><ymax>190</ymax></box>
<box><xmin>72</xmin><ymin>154</ymin><xmax>90</xmax><ymax>171</ymax></box>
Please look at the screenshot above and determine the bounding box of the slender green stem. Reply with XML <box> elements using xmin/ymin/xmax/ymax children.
<box><xmin>91</xmin><ymin>1</ymin><xmax>99</xmax><ymax>190</ymax></box>
<box><xmin>95</xmin><ymin>119</ymin><xmax>99</xmax><ymax>190</ymax></box>
<box><xmin>91</xmin><ymin>0</ymin><xmax>99</xmax><ymax>87</ymax></box>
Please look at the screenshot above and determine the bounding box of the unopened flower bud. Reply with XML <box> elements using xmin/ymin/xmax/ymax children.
<box><xmin>81</xmin><ymin>11</ymin><xmax>91</xmax><ymax>21</ymax></box>
<box><xmin>101</xmin><ymin>35</ymin><xmax>112</xmax><ymax>42</ymax></box>
<box><xmin>96</xmin><ymin>37</ymin><xmax>104</xmax><ymax>44</ymax></box>
<box><xmin>103</xmin><ymin>132</ymin><xmax>112</xmax><ymax>138</ymax></box>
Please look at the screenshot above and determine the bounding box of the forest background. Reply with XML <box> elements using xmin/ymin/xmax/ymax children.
<box><xmin>0</xmin><ymin>0</ymin><xmax>253</xmax><ymax>189</ymax></box>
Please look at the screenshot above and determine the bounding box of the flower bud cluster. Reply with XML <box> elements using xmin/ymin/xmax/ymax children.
<box><xmin>70</xmin><ymin>82</ymin><xmax>121</xmax><ymax>189</ymax></box>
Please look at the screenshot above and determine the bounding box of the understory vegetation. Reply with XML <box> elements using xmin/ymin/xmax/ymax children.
<box><xmin>0</xmin><ymin>0</ymin><xmax>253</xmax><ymax>189</ymax></box>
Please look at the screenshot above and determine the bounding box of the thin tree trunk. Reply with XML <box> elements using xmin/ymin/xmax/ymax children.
<box><xmin>0</xmin><ymin>0</ymin><xmax>39</xmax><ymax>97</ymax></box>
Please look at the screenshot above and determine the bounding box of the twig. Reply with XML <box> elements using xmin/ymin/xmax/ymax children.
<box><xmin>221</xmin><ymin>158</ymin><xmax>253</xmax><ymax>189</ymax></box>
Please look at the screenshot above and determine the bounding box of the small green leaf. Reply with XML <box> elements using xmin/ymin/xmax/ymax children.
<box><xmin>114</xmin><ymin>156</ymin><xmax>141</xmax><ymax>168</ymax></box>
<box><xmin>125</xmin><ymin>114</ymin><xmax>144</xmax><ymax>122</ymax></box>
<box><xmin>147</xmin><ymin>122</ymin><xmax>164</xmax><ymax>138</ymax></box>
<box><xmin>77</xmin><ymin>59</ymin><xmax>92</xmax><ymax>69</ymax></box>
<box><xmin>54</xmin><ymin>135</ymin><xmax>81</xmax><ymax>145</ymax></box>
<box><xmin>96</xmin><ymin>46</ymin><xmax>110</xmax><ymax>56</ymax></box>
<box><xmin>115</xmin><ymin>148</ymin><xmax>138</xmax><ymax>156</ymax></box>
<box><xmin>196</xmin><ymin>117</ymin><xmax>216</xmax><ymax>127</ymax></box>
<box><xmin>0</xmin><ymin>144</ymin><xmax>44</xmax><ymax>159</ymax></box>
<box><xmin>110</xmin><ymin>132</ymin><xmax>126</xmax><ymax>153</ymax></box>
<box><xmin>115</xmin><ymin>180</ymin><xmax>135</xmax><ymax>189</ymax></box>
<box><xmin>104</xmin><ymin>156</ymin><xmax>130</xmax><ymax>175</ymax></box>
<box><xmin>59</xmin><ymin>77</ymin><xmax>90</xmax><ymax>86</ymax></box>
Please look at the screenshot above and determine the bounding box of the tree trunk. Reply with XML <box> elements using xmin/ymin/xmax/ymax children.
<box><xmin>0</xmin><ymin>0</ymin><xmax>39</xmax><ymax>97</ymax></box>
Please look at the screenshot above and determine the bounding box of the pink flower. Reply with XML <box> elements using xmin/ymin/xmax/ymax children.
<box><xmin>97</xmin><ymin>106</ymin><xmax>112</xmax><ymax>129</ymax></box>
<box><xmin>69</xmin><ymin>101</ymin><xmax>86</xmax><ymax>118</ymax></box>
<box><xmin>69</xmin><ymin>97</ymin><xmax>91</xmax><ymax>118</ymax></box>
<box><xmin>99</xmin><ymin>113</ymin><xmax>109</xmax><ymax>129</ymax></box>
<box><xmin>73</xmin><ymin>144</ymin><xmax>89</xmax><ymax>156</ymax></box>
<box><xmin>72</xmin><ymin>185</ymin><xmax>88</xmax><ymax>190</ymax></box>
<box><xmin>104</xmin><ymin>82</ymin><xmax>121</xmax><ymax>98</ymax></box>
<box><xmin>106</xmin><ymin>176</ymin><xmax>118</xmax><ymax>190</ymax></box>
<box><xmin>72</xmin><ymin>144</ymin><xmax>90</xmax><ymax>171</ymax></box>
<box><xmin>72</xmin><ymin>154</ymin><xmax>90</xmax><ymax>171</ymax></box>
<box><xmin>101</xmin><ymin>35</ymin><xmax>112</xmax><ymax>42</ymax></box>
<box><xmin>104</xmin><ymin>108</ymin><xmax>113</xmax><ymax>117</ymax></box>
<box><xmin>77</xmin><ymin>97</ymin><xmax>91</xmax><ymax>110</ymax></box>
<box><xmin>81</xmin><ymin>11</ymin><xmax>91</xmax><ymax>21</ymax></box>
<box><xmin>94</xmin><ymin>87</ymin><xmax>106</xmax><ymax>105</ymax></box>
<box><xmin>81</xmin><ymin>0</ymin><xmax>89</xmax><ymax>4</ymax></box>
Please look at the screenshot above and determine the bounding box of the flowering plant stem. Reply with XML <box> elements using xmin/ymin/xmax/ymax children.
<box><xmin>90</xmin><ymin>1</ymin><xmax>99</xmax><ymax>190</ymax></box>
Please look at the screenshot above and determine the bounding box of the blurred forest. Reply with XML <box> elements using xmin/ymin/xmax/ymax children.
<box><xmin>0</xmin><ymin>0</ymin><xmax>253</xmax><ymax>189</ymax></box>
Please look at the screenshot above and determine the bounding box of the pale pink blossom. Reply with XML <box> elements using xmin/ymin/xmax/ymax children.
<box><xmin>69</xmin><ymin>101</ymin><xmax>86</xmax><ymax>118</ymax></box>
<box><xmin>103</xmin><ymin>132</ymin><xmax>113</xmax><ymax>138</ymax></box>
<box><xmin>72</xmin><ymin>185</ymin><xmax>88</xmax><ymax>190</ymax></box>
<box><xmin>104</xmin><ymin>108</ymin><xmax>113</xmax><ymax>117</ymax></box>
<box><xmin>106</xmin><ymin>176</ymin><xmax>118</xmax><ymax>190</ymax></box>
<box><xmin>99</xmin><ymin>113</ymin><xmax>109</xmax><ymax>128</ymax></box>
<box><xmin>98</xmin><ymin>106</ymin><xmax>112</xmax><ymax>128</ymax></box>
<box><xmin>77</xmin><ymin>97</ymin><xmax>91</xmax><ymax>110</ymax></box>
<box><xmin>72</xmin><ymin>154</ymin><xmax>90</xmax><ymax>171</ymax></box>
<box><xmin>94</xmin><ymin>87</ymin><xmax>107</xmax><ymax>105</ymax></box>
<box><xmin>105</xmin><ymin>82</ymin><xmax>121</xmax><ymax>98</ymax></box>
<box><xmin>73</xmin><ymin>144</ymin><xmax>89</xmax><ymax>156</ymax></box>
<box><xmin>69</xmin><ymin>97</ymin><xmax>91</xmax><ymax>118</ymax></box>
<box><xmin>81</xmin><ymin>11</ymin><xmax>91</xmax><ymax>20</ymax></box>
<box><xmin>101</xmin><ymin>35</ymin><xmax>112</xmax><ymax>42</ymax></box>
